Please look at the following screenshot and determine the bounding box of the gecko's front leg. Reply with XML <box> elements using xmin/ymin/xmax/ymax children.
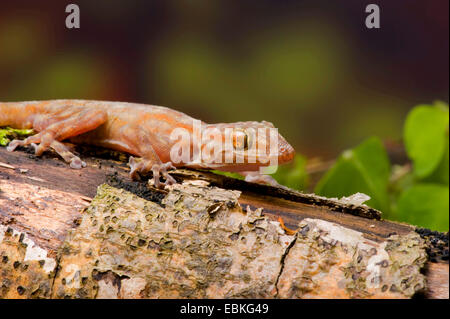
<box><xmin>123</xmin><ymin>125</ymin><xmax>176</xmax><ymax>188</ymax></box>
<box><xmin>7</xmin><ymin>107</ymin><xmax>107</xmax><ymax>169</ymax></box>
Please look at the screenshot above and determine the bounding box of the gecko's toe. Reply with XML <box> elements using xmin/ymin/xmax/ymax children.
<box><xmin>128</xmin><ymin>156</ymin><xmax>144</xmax><ymax>180</ymax></box>
<box><xmin>31</xmin><ymin>141</ymin><xmax>53</xmax><ymax>156</ymax></box>
<box><xmin>128</xmin><ymin>156</ymin><xmax>140</xmax><ymax>173</ymax></box>
<box><xmin>161</xmin><ymin>162</ymin><xmax>176</xmax><ymax>171</ymax></box>
<box><xmin>31</xmin><ymin>143</ymin><xmax>38</xmax><ymax>152</ymax></box>
<box><xmin>128</xmin><ymin>156</ymin><xmax>136</xmax><ymax>167</ymax></box>
<box><xmin>162</xmin><ymin>173</ymin><xmax>176</xmax><ymax>186</ymax></box>
<box><xmin>130</xmin><ymin>170</ymin><xmax>142</xmax><ymax>181</ymax></box>
<box><xmin>152</xmin><ymin>176</ymin><xmax>175</xmax><ymax>189</ymax></box>
<box><xmin>6</xmin><ymin>140</ymin><xmax>23</xmax><ymax>152</ymax></box>
<box><xmin>70</xmin><ymin>157</ymin><xmax>86</xmax><ymax>169</ymax></box>
<box><xmin>30</xmin><ymin>143</ymin><xmax>45</xmax><ymax>156</ymax></box>
<box><xmin>129</xmin><ymin>166</ymin><xmax>142</xmax><ymax>181</ymax></box>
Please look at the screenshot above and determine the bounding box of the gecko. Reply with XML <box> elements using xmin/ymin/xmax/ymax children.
<box><xmin>0</xmin><ymin>100</ymin><xmax>295</xmax><ymax>188</ymax></box>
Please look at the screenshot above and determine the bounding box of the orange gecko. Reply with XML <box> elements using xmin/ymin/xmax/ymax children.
<box><xmin>0</xmin><ymin>100</ymin><xmax>295</xmax><ymax>188</ymax></box>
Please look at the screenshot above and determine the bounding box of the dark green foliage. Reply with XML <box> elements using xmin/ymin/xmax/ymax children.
<box><xmin>314</xmin><ymin>137</ymin><xmax>390</xmax><ymax>213</ymax></box>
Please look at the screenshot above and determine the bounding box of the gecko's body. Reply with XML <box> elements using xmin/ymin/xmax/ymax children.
<box><xmin>0</xmin><ymin>100</ymin><xmax>295</xmax><ymax>187</ymax></box>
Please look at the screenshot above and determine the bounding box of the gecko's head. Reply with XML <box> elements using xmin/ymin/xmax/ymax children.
<box><xmin>195</xmin><ymin>121</ymin><xmax>295</xmax><ymax>172</ymax></box>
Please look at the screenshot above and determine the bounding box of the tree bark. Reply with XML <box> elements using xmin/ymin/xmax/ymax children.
<box><xmin>0</xmin><ymin>146</ymin><xmax>448</xmax><ymax>299</ymax></box>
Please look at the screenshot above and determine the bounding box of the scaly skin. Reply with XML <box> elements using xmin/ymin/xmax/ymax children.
<box><xmin>0</xmin><ymin>100</ymin><xmax>295</xmax><ymax>188</ymax></box>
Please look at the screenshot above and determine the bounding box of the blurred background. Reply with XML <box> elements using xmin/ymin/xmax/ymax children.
<box><xmin>0</xmin><ymin>0</ymin><xmax>448</xmax><ymax>158</ymax></box>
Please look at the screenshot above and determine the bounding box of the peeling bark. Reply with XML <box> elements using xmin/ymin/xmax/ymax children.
<box><xmin>1</xmin><ymin>183</ymin><xmax>428</xmax><ymax>299</ymax></box>
<box><xmin>278</xmin><ymin>220</ymin><xmax>427</xmax><ymax>298</ymax></box>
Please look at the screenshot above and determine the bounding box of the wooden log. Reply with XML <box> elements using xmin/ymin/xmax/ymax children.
<box><xmin>0</xmin><ymin>146</ymin><xmax>448</xmax><ymax>299</ymax></box>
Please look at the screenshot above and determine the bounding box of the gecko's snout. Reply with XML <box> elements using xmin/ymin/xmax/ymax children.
<box><xmin>277</xmin><ymin>135</ymin><xmax>295</xmax><ymax>165</ymax></box>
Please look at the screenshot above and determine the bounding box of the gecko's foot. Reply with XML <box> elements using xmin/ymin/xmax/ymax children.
<box><xmin>8</xmin><ymin>137</ymin><xmax>86</xmax><ymax>170</ymax></box>
<box><xmin>128</xmin><ymin>157</ymin><xmax>176</xmax><ymax>188</ymax></box>
<box><xmin>151</xmin><ymin>162</ymin><xmax>176</xmax><ymax>189</ymax></box>
<box><xmin>32</xmin><ymin>140</ymin><xmax>86</xmax><ymax>169</ymax></box>
<box><xmin>244</xmin><ymin>172</ymin><xmax>281</xmax><ymax>187</ymax></box>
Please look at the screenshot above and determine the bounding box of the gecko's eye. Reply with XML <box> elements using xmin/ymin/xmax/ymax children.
<box><xmin>233</xmin><ymin>129</ymin><xmax>249</xmax><ymax>150</ymax></box>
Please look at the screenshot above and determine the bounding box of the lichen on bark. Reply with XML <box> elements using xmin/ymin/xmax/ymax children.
<box><xmin>277</xmin><ymin>219</ymin><xmax>427</xmax><ymax>298</ymax></box>
<box><xmin>49</xmin><ymin>182</ymin><xmax>427</xmax><ymax>299</ymax></box>
<box><xmin>0</xmin><ymin>225</ymin><xmax>56</xmax><ymax>298</ymax></box>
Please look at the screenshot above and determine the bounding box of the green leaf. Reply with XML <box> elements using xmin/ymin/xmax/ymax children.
<box><xmin>424</xmin><ymin>134</ymin><xmax>449</xmax><ymax>185</ymax></box>
<box><xmin>272</xmin><ymin>154</ymin><xmax>308</xmax><ymax>190</ymax></box>
<box><xmin>404</xmin><ymin>103</ymin><xmax>449</xmax><ymax>178</ymax></box>
<box><xmin>395</xmin><ymin>183</ymin><xmax>449</xmax><ymax>232</ymax></box>
<box><xmin>0</xmin><ymin>127</ymin><xmax>34</xmax><ymax>146</ymax></box>
<box><xmin>315</xmin><ymin>137</ymin><xmax>390</xmax><ymax>212</ymax></box>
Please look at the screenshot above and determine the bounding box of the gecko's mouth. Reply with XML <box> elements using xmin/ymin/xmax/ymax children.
<box><xmin>277</xmin><ymin>139</ymin><xmax>295</xmax><ymax>164</ymax></box>
<box><xmin>180</xmin><ymin>147</ymin><xmax>291</xmax><ymax>172</ymax></box>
